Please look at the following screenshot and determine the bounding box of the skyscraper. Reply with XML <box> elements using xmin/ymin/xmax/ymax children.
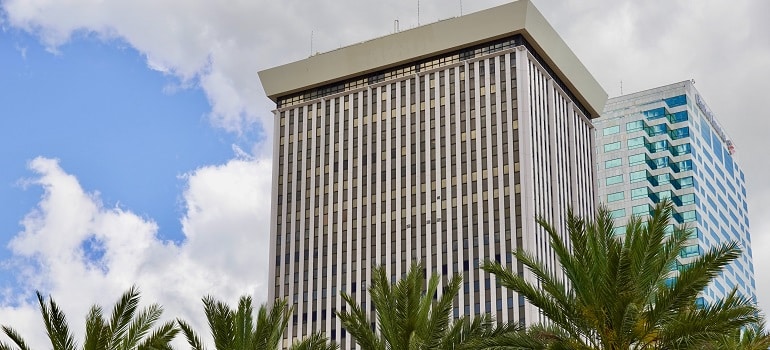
<box><xmin>593</xmin><ymin>80</ymin><xmax>756</xmax><ymax>306</ymax></box>
<box><xmin>258</xmin><ymin>1</ymin><xmax>606</xmax><ymax>348</ymax></box>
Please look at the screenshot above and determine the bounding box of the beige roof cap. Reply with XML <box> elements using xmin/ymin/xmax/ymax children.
<box><xmin>258</xmin><ymin>0</ymin><xmax>607</xmax><ymax>117</ymax></box>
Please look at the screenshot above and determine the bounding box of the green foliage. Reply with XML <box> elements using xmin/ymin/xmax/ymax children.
<box><xmin>0</xmin><ymin>286</ymin><xmax>178</xmax><ymax>350</ymax></box>
<box><xmin>479</xmin><ymin>200</ymin><xmax>762</xmax><ymax>349</ymax></box>
<box><xmin>177</xmin><ymin>295</ymin><xmax>335</xmax><ymax>350</ymax></box>
<box><xmin>337</xmin><ymin>261</ymin><xmax>518</xmax><ymax>350</ymax></box>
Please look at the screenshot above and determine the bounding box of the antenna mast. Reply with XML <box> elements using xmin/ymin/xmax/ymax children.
<box><xmin>310</xmin><ymin>30</ymin><xmax>314</xmax><ymax>56</ymax></box>
<box><xmin>417</xmin><ymin>0</ymin><xmax>421</xmax><ymax>25</ymax></box>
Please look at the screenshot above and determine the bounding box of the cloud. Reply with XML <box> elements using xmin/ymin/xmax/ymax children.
<box><xmin>0</xmin><ymin>0</ymin><xmax>513</xmax><ymax>134</ymax></box>
<box><xmin>0</xmin><ymin>155</ymin><xmax>272</xmax><ymax>348</ymax></box>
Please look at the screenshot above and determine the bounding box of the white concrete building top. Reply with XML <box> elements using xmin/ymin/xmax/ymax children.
<box><xmin>258</xmin><ymin>0</ymin><xmax>607</xmax><ymax>117</ymax></box>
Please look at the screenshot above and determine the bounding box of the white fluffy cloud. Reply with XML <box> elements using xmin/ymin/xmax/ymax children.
<box><xmin>0</xmin><ymin>155</ymin><xmax>272</xmax><ymax>349</ymax></box>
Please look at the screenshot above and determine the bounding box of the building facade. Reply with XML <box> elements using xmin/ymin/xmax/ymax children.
<box><xmin>594</xmin><ymin>80</ymin><xmax>756</xmax><ymax>305</ymax></box>
<box><xmin>259</xmin><ymin>1</ymin><xmax>607</xmax><ymax>348</ymax></box>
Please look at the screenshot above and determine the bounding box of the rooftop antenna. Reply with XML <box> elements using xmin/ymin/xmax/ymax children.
<box><xmin>460</xmin><ymin>0</ymin><xmax>463</xmax><ymax>15</ymax></box>
<box><xmin>620</xmin><ymin>80</ymin><xmax>623</xmax><ymax>95</ymax></box>
<box><xmin>310</xmin><ymin>30</ymin><xmax>314</xmax><ymax>56</ymax></box>
<box><xmin>394</xmin><ymin>19</ymin><xmax>400</xmax><ymax>32</ymax></box>
<box><xmin>417</xmin><ymin>0</ymin><xmax>421</xmax><ymax>25</ymax></box>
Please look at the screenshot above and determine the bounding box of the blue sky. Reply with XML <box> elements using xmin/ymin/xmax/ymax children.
<box><xmin>0</xmin><ymin>31</ymin><xmax>246</xmax><ymax>243</ymax></box>
<box><xmin>1</xmin><ymin>0</ymin><xmax>769</xmax><ymax>347</ymax></box>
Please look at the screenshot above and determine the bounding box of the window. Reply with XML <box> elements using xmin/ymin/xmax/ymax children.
<box><xmin>648</xmin><ymin>140</ymin><xmax>667</xmax><ymax>153</ymax></box>
<box><xmin>605</xmin><ymin>158</ymin><xmax>622</xmax><ymax>169</ymax></box>
<box><xmin>628</xmin><ymin>136</ymin><xmax>645</xmax><ymax>149</ymax></box>
<box><xmin>603</xmin><ymin>125</ymin><xmax>620</xmax><ymax>135</ymax></box>
<box><xmin>632</xmin><ymin>204</ymin><xmax>650</xmax><ymax>216</ymax></box>
<box><xmin>671</xmin><ymin>143</ymin><xmax>691</xmax><ymax>156</ymax></box>
<box><xmin>655</xmin><ymin>173</ymin><xmax>671</xmax><ymax>185</ymax></box>
<box><xmin>647</xmin><ymin>123</ymin><xmax>667</xmax><ymax>136</ymax></box>
<box><xmin>631</xmin><ymin>187</ymin><xmax>648</xmax><ymax>200</ymax></box>
<box><xmin>626</xmin><ymin>120</ymin><xmax>644</xmax><ymax>132</ymax></box>
<box><xmin>604</xmin><ymin>141</ymin><xmax>621</xmax><ymax>152</ymax></box>
<box><xmin>607</xmin><ymin>191</ymin><xmax>625</xmax><ymax>203</ymax></box>
<box><xmin>629</xmin><ymin>153</ymin><xmax>646</xmax><ymax>166</ymax></box>
<box><xmin>677</xmin><ymin>193</ymin><xmax>696</xmax><ymax>205</ymax></box>
<box><xmin>657</xmin><ymin>190</ymin><xmax>672</xmax><ymax>201</ymax></box>
<box><xmin>669</xmin><ymin>127</ymin><xmax>690</xmax><ymax>140</ymax></box>
<box><xmin>680</xmin><ymin>244</ymin><xmax>700</xmax><ymax>258</ymax></box>
<box><xmin>677</xmin><ymin>176</ymin><xmax>694</xmax><ymax>189</ymax></box>
<box><xmin>605</xmin><ymin>174</ymin><xmax>623</xmax><ymax>186</ymax></box>
<box><xmin>610</xmin><ymin>208</ymin><xmax>626</xmax><ymax>219</ymax></box>
<box><xmin>613</xmin><ymin>226</ymin><xmax>626</xmax><ymax>236</ymax></box>
<box><xmin>675</xmin><ymin>160</ymin><xmax>693</xmax><ymax>172</ymax></box>
<box><xmin>664</xmin><ymin>95</ymin><xmax>687</xmax><ymax>108</ymax></box>
<box><xmin>668</xmin><ymin>110</ymin><xmax>688</xmax><ymax>123</ymax></box>
<box><xmin>677</xmin><ymin>210</ymin><xmax>697</xmax><ymax>223</ymax></box>
<box><xmin>629</xmin><ymin>170</ymin><xmax>647</xmax><ymax>183</ymax></box>
<box><xmin>643</xmin><ymin>107</ymin><xmax>666</xmax><ymax>120</ymax></box>
<box><xmin>651</xmin><ymin>157</ymin><xmax>669</xmax><ymax>169</ymax></box>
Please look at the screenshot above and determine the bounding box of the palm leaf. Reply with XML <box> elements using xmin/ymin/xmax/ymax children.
<box><xmin>176</xmin><ymin>319</ymin><xmax>207</xmax><ymax>350</ymax></box>
<box><xmin>37</xmin><ymin>291</ymin><xmax>78</xmax><ymax>350</ymax></box>
<box><xmin>288</xmin><ymin>332</ymin><xmax>337</xmax><ymax>350</ymax></box>
<box><xmin>1</xmin><ymin>326</ymin><xmax>32</xmax><ymax>350</ymax></box>
<box><xmin>108</xmin><ymin>286</ymin><xmax>141</xmax><ymax>350</ymax></box>
<box><xmin>136</xmin><ymin>320</ymin><xmax>178</xmax><ymax>350</ymax></box>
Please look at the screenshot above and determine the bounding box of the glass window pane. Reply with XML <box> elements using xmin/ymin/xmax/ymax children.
<box><xmin>632</xmin><ymin>204</ymin><xmax>650</xmax><ymax>216</ymax></box>
<box><xmin>605</xmin><ymin>174</ymin><xmax>623</xmax><ymax>186</ymax></box>
<box><xmin>630</xmin><ymin>170</ymin><xmax>647</xmax><ymax>183</ymax></box>
<box><xmin>629</xmin><ymin>153</ymin><xmax>646</xmax><ymax>166</ymax></box>
<box><xmin>631</xmin><ymin>187</ymin><xmax>648</xmax><ymax>199</ymax></box>
<box><xmin>626</xmin><ymin>120</ymin><xmax>644</xmax><ymax>132</ymax></box>
<box><xmin>603</xmin><ymin>125</ymin><xmax>620</xmax><ymax>135</ymax></box>
<box><xmin>605</xmin><ymin>158</ymin><xmax>622</xmax><ymax>169</ymax></box>
<box><xmin>604</xmin><ymin>141</ymin><xmax>621</xmax><ymax>152</ymax></box>
<box><xmin>610</xmin><ymin>208</ymin><xmax>626</xmax><ymax>219</ymax></box>
<box><xmin>607</xmin><ymin>191</ymin><xmax>625</xmax><ymax>203</ymax></box>
<box><xmin>628</xmin><ymin>136</ymin><xmax>645</xmax><ymax>149</ymax></box>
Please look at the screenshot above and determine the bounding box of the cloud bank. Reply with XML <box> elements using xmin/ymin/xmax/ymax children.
<box><xmin>0</xmin><ymin>156</ymin><xmax>271</xmax><ymax>349</ymax></box>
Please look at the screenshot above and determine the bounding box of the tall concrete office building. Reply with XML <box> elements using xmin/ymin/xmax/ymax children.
<box><xmin>594</xmin><ymin>81</ymin><xmax>756</xmax><ymax>305</ymax></box>
<box><xmin>259</xmin><ymin>1</ymin><xmax>606</xmax><ymax>347</ymax></box>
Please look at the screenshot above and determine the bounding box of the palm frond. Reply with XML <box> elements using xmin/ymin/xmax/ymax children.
<box><xmin>254</xmin><ymin>298</ymin><xmax>292</xmax><ymax>350</ymax></box>
<box><xmin>37</xmin><ymin>291</ymin><xmax>78</xmax><ymax>350</ymax></box>
<box><xmin>234</xmin><ymin>296</ymin><xmax>255</xmax><ymax>350</ymax></box>
<box><xmin>202</xmin><ymin>296</ymin><xmax>235</xmax><ymax>350</ymax></box>
<box><xmin>108</xmin><ymin>286</ymin><xmax>141</xmax><ymax>350</ymax></box>
<box><xmin>336</xmin><ymin>291</ymin><xmax>382</xmax><ymax>350</ymax></box>
<box><xmin>136</xmin><ymin>320</ymin><xmax>179</xmax><ymax>350</ymax></box>
<box><xmin>122</xmin><ymin>304</ymin><xmax>163</xmax><ymax>350</ymax></box>
<box><xmin>176</xmin><ymin>319</ymin><xmax>206</xmax><ymax>350</ymax></box>
<box><xmin>1</xmin><ymin>326</ymin><xmax>32</xmax><ymax>350</ymax></box>
<box><xmin>84</xmin><ymin>305</ymin><xmax>107</xmax><ymax>350</ymax></box>
<box><xmin>288</xmin><ymin>332</ymin><xmax>337</xmax><ymax>350</ymax></box>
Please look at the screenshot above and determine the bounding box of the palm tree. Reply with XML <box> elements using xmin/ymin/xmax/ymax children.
<box><xmin>704</xmin><ymin>319</ymin><xmax>770</xmax><ymax>350</ymax></box>
<box><xmin>479</xmin><ymin>200</ymin><xmax>761</xmax><ymax>349</ymax></box>
<box><xmin>177</xmin><ymin>296</ymin><xmax>335</xmax><ymax>350</ymax></box>
<box><xmin>0</xmin><ymin>286</ymin><xmax>178</xmax><ymax>350</ymax></box>
<box><xmin>336</xmin><ymin>261</ymin><xmax>517</xmax><ymax>350</ymax></box>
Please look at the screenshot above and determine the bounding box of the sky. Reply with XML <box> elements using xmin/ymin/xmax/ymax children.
<box><xmin>0</xmin><ymin>0</ymin><xmax>769</xmax><ymax>347</ymax></box>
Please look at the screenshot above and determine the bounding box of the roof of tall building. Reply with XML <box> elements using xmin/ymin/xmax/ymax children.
<box><xmin>258</xmin><ymin>0</ymin><xmax>607</xmax><ymax>117</ymax></box>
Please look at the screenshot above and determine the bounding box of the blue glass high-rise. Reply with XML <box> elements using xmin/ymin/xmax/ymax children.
<box><xmin>594</xmin><ymin>80</ymin><xmax>756</xmax><ymax>305</ymax></box>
